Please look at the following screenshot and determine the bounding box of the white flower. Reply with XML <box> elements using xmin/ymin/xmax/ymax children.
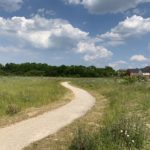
<box><xmin>132</xmin><ymin>140</ymin><xmax>135</xmax><ymax>143</ymax></box>
<box><xmin>127</xmin><ymin>134</ymin><xmax>130</xmax><ymax>137</ymax></box>
<box><xmin>120</xmin><ymin>130</ymin><xmax>123</xmax><ymax>133</ymax></box>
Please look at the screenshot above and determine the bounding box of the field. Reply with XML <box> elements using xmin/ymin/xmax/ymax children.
<box><xmin>24</xmin><ymin>78</ymin><xmax>150</xmax><ymax>150</ymax></box>
<box><xmin>0</xmin><ymin>77</ymin><xmax>149</xmax><ymax>149</ymax></box>
<box><xmin>0</xmin><ymin>77</ymin><xmax>70</xmax><ymax>127</ymax></box>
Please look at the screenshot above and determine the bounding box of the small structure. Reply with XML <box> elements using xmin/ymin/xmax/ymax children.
<box><xmin>127</xmin><ymin>67</ymin><xmax>150</xmax><ymax>79</ymax></box>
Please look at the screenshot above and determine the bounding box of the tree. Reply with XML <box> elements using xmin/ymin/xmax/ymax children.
<box><xmin>0</xmin><ymin>63</ymin><xmax>117</xmax><ymax>77</ymax></box>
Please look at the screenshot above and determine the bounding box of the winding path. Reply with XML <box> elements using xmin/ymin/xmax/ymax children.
<box><xmin>0</xmin><ymin>82</ymin><xmax>95</xmax><ymax>150</ymax></box>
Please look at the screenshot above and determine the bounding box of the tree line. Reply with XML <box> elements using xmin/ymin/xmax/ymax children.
<box><xmin>0</xmin><ymin>63</ymin><xmax>116</xmax><ymax>77</ymax></box>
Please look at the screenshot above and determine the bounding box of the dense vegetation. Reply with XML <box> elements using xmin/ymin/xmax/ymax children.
<box><xmin>0</xmin><ymin>63</ymin><xmax>116</xmax><ymax>77</ymax></box>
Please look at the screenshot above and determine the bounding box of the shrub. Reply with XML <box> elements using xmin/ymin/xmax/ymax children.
<box><xmin>6</xmin><ymin>104</ymin><xmax>21</xmax><ymax>115</ymax></box>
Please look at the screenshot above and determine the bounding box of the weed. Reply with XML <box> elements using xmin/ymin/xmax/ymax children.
<box><xmin>69</xmin><ymin>127</ymin><xmax>97</xmax><ymax>150</ymax></box>
<box><xmin>6</xmin><ymin>104</ymin><xmax>21</xmax><ymax>115</ymax></box>
<box><xmin>98</xmin><ymin>117</ymin><xmax>148</xmax><ymax>150</ymax></box>
<box><xmin>70</xmin><ymin>117</ymin><xmax>149</xmax><ymax>150</ymax></box>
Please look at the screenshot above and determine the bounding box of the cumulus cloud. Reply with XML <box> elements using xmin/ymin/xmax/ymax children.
<box><xmin>109</xmin><ymin>60</ymin><xmax>127</xmax><ymax>69</ymax></box>
<box><xmin>99</xmin><ymin>15</ymin><xmax>150</xmax><ymax>46</ymax></box>
<box><xmin>65</xmin><ymin>0</ymin><xmax>150</xmax><ymax>14</ymax></box>
<box><xmin>130</xmin><ymin>55</ymin><xmax>147</xmax><ymax>61</ymax></box>
<box><xmin>0</xmin><ymin>16</ymin><xmax>88</xmax><ymax>49</ymax></box>
<box><xmin>0</xmin><ymin>15</ymin><xmax>112</xmax><ymax>62</ymax></box>
<box><xmin>76</xmin><ymin>42</ymin><xmax>113</xmax><ymax>61</ymax></box>
<box><xmin>0</xmin><ymin>0</ymin><xmax>23</xmax><ymax>12</ymax></box>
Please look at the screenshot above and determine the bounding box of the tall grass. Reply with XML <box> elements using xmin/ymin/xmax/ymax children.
<box><xmin>72</xmin><ymin>78</ymin><xmax>150</xmax><ymax>123</ymax></box>
<box><xmin>0</xmin><ymin>77</ymin><xmax>67</xmax><ymax>116</ymax></box>
<box><xmin>70</xmin><ymin>117</ymin><xmax>149</xmax><ymax>150</ymax></box>
<box><xmin>24</xmin><ymin>78</ymin><xmax>150</xmax><ymax>150</ymax></box>
<box><xmin>70</xmin><ymin>78</ymin><xmax>150</xmax><ymax>149</ymax></box>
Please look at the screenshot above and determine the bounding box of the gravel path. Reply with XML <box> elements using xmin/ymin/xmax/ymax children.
<box><xmin>0</xmin><ymin>82</ymin><xmax>95</xmax><ymax>150</ymax></box>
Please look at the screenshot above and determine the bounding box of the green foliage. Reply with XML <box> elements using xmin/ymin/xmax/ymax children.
<box><xmin>136</xmin><ymin>76</ymin><xmax>147</xmax><ymax>82</ymax></box>
<box><xmin>0</xmin><ymin>63</ymin><xmax>116</xmax><ymax>77</ymax></box>
<box><xmin>117</xmin><ymin>70</ymin><xmax>128</xmax><ymax>77</ymax></box>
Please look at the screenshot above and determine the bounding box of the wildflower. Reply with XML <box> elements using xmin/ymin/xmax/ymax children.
<box><xmin>120</xmin><ymin>130</ymin><xmax>123</xmax><ymax>133</ymax></box>
<box><xmin>132</xmin><ymin>140</ymin><xmax>135</xmax><ymax>143</ymax></box>
<box><xmin>127</xmin><ymin>134</ymin><xmax>130</xmax><ymax>137</ymax></box>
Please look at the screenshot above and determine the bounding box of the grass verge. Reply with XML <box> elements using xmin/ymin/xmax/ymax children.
<box><xmin>0</xmin><ymin>77</ymin><xmax>71</xmax><ymax>127</ymax></box>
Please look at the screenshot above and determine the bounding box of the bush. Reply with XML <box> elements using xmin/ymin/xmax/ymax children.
<box><xmin>6</xmin><ymin>104</ymin><xmax>21</xmax><ymax>115</ymax></box>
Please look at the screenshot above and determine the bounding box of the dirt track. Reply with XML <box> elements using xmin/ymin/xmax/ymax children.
<box><xmin>0</xmin><ymin>82</ymin><xmax>95</xmax><ymax>150</ymax></box>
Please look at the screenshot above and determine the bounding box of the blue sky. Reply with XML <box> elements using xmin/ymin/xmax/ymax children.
<box><xmin>0</xmin><ymin>0</ymin><xmax>150</xmax><ymax>69</ymax></box>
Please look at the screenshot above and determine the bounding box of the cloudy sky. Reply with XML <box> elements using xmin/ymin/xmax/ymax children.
<box><xmin>0</xmin><ymin>0</ymin><xmax>150</xmax><ymax>69</ymax></box>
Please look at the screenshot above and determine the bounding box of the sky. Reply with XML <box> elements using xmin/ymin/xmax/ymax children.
<box><xmin>0</xmin><ymin>0</ymin><xmax>150</xmax><ymax>69</ymax></box>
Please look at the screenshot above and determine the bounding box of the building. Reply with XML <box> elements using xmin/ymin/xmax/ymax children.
<box><xmin>127</xmin><ymin>67</ymin><xmax>150</xmax><ymax>79</ymax></box>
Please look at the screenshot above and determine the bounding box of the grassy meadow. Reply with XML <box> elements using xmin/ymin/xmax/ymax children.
<box><xmin>72</xmin><ymin>78</ymin><xmax>150</xmax><ymax>123</ymax></box>
<box><xmin>0</xmin><ymin>77</ymin><xmax>70</xmax><ymax>127</ymax></box>
<box><xmin>25</xmin><ymin>78</ymin><xmax>150</xmax><ymax>150</ymax></box>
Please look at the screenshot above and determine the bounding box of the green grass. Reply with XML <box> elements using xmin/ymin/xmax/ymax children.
<box><xmin>0</xmin><ymin>77</ymin><xmax>69</xmax><ymax>126</ymax></box>
<box><xmin>70</xmin><ymin>117</ymin><xmax>148</xmax><ymax>150</ymax></box>
<box><xmin>72</xmin><ymin>78</ymin><xmax>150</xmax><ymax>123</ymax></box>
<box><xmin>70</xmin><ymin>78</ymin><xmax>150</xmax><ymax>150</ymax></box>
<box><xmin>22</xmin><ymin>78</ymin><xmax>150</xmax><ymax>149</ymax></box>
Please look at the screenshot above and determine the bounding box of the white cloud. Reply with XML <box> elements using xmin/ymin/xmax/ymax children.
<box><xmin>0</xmin><ymin>0</ymin><xmax>23</xmax><ymax>12</ymax></box>
<box><xmin>109</xmin><ymin>60</ymin><xmax>127</xmax><ymax>69</ymax></box>
<box><xmin>125</xmin><ymin>8</ymin><xmax>146</xmax><ymax>16</ymax></box>
<box><xmin>65</xmin><ymin>0</ymin><xmax>150</xmax><ymax>14</ymax></box>
<box><xmin>0</xmin><ymin>15</ymin><xmax>112</xmax><ymax>62</ymax></box>
<box><xmin>31</xmin><ymin>8</ymin><xmax>56</xmax><ymax>17</ymax></box>
<box><xmin>0</xmin><ymin>16</ymin><xmax>88</xmax><ymax>49</ymax></box>
<box><xmin>65</xmin><ymin>0</ymin><xmax>81</xmax><ymax>5</ymax></box>
<box><xmin>130</xmin><ymin>55</ymin><xmax>147</xmax><ymax>61</ymax></box>
<box><xmin>76</xmin><ymin>42</ymin><xmax>113</xmax><ymax>61</ymax></box>
<box><xmin>99</xmin><ymin>15</ymin><xmax>150</xmax><ymax>46</ymax></box>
